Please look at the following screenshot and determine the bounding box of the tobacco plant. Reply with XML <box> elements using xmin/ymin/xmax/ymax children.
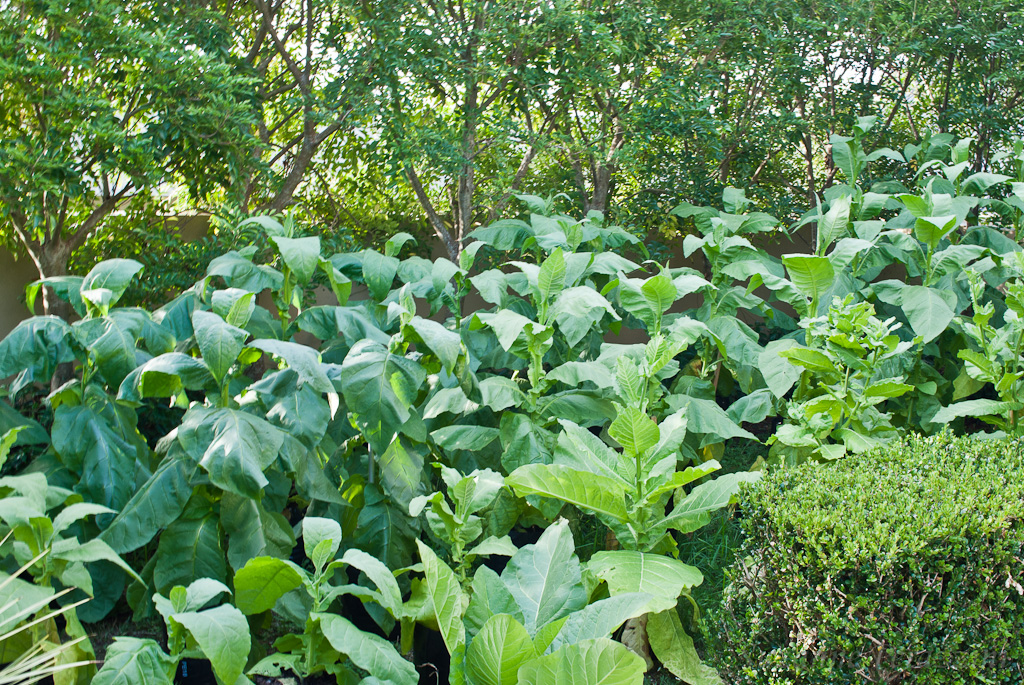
<box><xmin>416</xmin><ymin>518</ymin><xmax>659</xmax><ymax>685</ymax></box>
<box><xmin>94</xmin><ymin>578</ymin><xmax>251</xmax><ymax>685</ymax></box>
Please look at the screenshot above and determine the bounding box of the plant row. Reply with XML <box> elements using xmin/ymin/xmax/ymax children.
<box><xmin>1</xmin><ymin>119</ymin><xmax>1023</xmax><ymax>683</ymax></box>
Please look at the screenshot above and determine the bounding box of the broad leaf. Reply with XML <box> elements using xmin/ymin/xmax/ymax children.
<box><xmin>318</xmin><ymin>613</ymin><xmax>417</xmax><ymax>685</ymax></box>
<box><xmin>271</xmin><ymin>236</ymin><xmax>320</xmax><ymax>283</ymax></box>
<box><xmin>506</xmin><ymin>465</ymin><xmax>629</xmax><ymax>521</ymax></box>
<box><xmin>608</xmin><ymin>407</ymin><xmax>659</xmax><ymax>460</ymax></box>
<box><xmin>587</xmin><ymin>552</ymin><xmax>702</xmax><ymax>600</ymax></box>
<box><xmin>782</xmin><ymin>255</ymin><xmax>834</xmax><ymax>313</ymax></box>
<box><xmin>901</xmin><ymin>286</ymin><xmax>956</xmax><ymax>343</ymax></box>
<box><xmin>233</xmin><ymin>557</ymin><xmax>304</xmax><ymax>615</ymax></box>
<box><xmin>648</xmin><ymin>609</ymin><xmax>723</xmax><ymax>685</ymax></box>
<box><xmin>191</xmin><ymin>310</ymin><xmax>247</xmax><ymax>383</ymax></box>
<box><xmin>547</xmin><ymin>593</ymin><xmax>675</xmax><ymax>654</ymax></box>
<box><xmin>172</xmin><ymin>605</ymin><xmax>250</xmax><ymax>685</ymax></box>
<box><xmin>177</xmin><ymin>407</ymin><xmax>285</xmax><ymax>499</ymax></box>
<box><xmin>153</xmin><ymin>515</ymin><xmax>227</xmax><ymax>593</ymax></box>
<box><xmin>416</xmin><ymin>540</ymin><xmax>467</xmax><ymax>683</ymax></box>
<box><xmin>92</xmin><ymin>637</ymin><xmax>174</xmax><ymax>685</ymax></box>
<box><xmin>341</xmin><ymin>340</ymin><xmax>426</xmax><ymax>455</ymax></box>
<box><xmin>501</xmin><ymin>519</ymin><xmax>588</xmax><ymax>636</ymax></box>
<box><xmin>100</xmin><ymin>457</ymin><xmax>193</xmax><ymax>554</ymax></box>
<box><xmin>516</xmin><ymin>638</ymin><xmax>646</xmax><ymax>685</ymax></box>
<box><xmin>466</xmin><ymin>614</ymin><xmax>536</xmax><ymax>685</ymax></box>
<box><xmin>248</xmin><ymin>339</ymin><xmax>333</xmax><ymax>393</ymax></box>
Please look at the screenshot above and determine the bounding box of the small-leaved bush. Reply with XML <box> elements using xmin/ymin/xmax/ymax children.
<box><xmin>709</xmin><ymin>432</ymin><xmax>1024</xmax><ymax>684</ymax></box>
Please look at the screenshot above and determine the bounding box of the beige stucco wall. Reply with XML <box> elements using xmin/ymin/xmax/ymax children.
<box><xmin>0</xmin><ymin>248</ymin><xmax>43</xmax><ymax>337</ymax></box>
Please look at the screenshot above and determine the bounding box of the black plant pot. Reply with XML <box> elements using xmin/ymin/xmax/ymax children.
<box><xmin>175</xmin><ymin>658</ymin><xmax>216</xmax><ymax>684</ymax></box>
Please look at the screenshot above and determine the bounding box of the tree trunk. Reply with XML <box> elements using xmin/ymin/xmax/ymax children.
<box><xmin>26</xmin><ymin>241</ymin><xmax>75</xmax><ymax>320</ymax></box>
<box><xmin>590</xmin><ymin>164</ymin><xmax>613</xmax><ymax>214</ymax></box>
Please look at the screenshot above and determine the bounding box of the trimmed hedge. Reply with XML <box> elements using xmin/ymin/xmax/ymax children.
<box><xmin>708</xmin><ymin>432</ymin><xmax>1024</xmax><ymax>684</ymax></box>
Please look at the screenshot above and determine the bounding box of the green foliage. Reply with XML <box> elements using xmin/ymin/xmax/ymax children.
<box><xmin>709</xmin><ymin>432</ymin><xmax>1024</xmax><ymax>684</ymax></box>
<box><xmin>0</xmin><ymin>468</ymin><xmax>145</xmax><ymax>682</ymax></box>
<box><xmin>0</xmin><ymin>539</ymin><xmax>94</xmax><ymax>685</ymax></box>
<box><xmin>235</xmin><ymin>517</ymin><xmax>416</xmax><ymax>683</ymax></box>
<box><xmin>767</xmin><ymin>296</ymin><xmax>915</xmax><ymax>463</ymax></box>
<box><xmin>94</xmin><ymin>579</ymin><xmax>250</xmax><ymax>685</ymax></box>
<box><xmin>0</xmin><ymin>0</ymin><xmax>256</xmax><ymax>300</ymax></box>
<box><xmin>416</xmin><ymin>519</ymin><xmax>664</xmax><ymax>685</ymax></box>
<box><xmin>5</xmin><ymin>117</ymin><xmax>1024</xmax><ymax>682</ymax></box>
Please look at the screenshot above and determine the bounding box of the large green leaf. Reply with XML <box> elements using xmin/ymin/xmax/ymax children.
<box><xmin>92</xmin><ymin>637</ymin><xmax>175</xmax><ymax>685</ymax></box>
<box><xmin>220</xmin><ymin>493</ymin><xmax>295</xmax><ymax>569</ymax></box>
<box><xmin>655</xmin><ymin>472</ymin><xmax>762</xmax><ymax>535</ymax></box>
<box><xmin>248</xmin><ymin>338</ymin><xmax>333</xmax><ymax>393</ymax></box>
<box><xmin>191</xmin><ymin>310</ymin><xmax>248</xmax><ymax>383</ymax></box>
<box><xmin>406</xmin><ymin>317</ymin><xmax>462</xmax><ymax>373</ymax></box>
<box><xmin>271</xmin><ymin>236</ymin><xmax>320</xmax><ymax>283</ymax></box>
<box><xmin>900</xmin><ymin>285</ymin><xmax>957</xmax><ymax>343</ymax></box>
<box><xmin>264</xmin><ymin>384</ymin><xmax>330</xmax><ymax>449</ymax></box>
<box><xmin>51</xmin><ymin>405</ymin><xmax>137</xmax><ymax>509</ymax></box>
<box><xmin>466</xmin><ymin>566</ymin><xmax>524</xmax><ymax>636</ymax></box>
<box><xmin>81</xmin><ymin>259</ymin><xmax>144</xmax><ymax>306</ymax></box>
<box><xmin>432</xmin><ymin>425</ymin><xmax>501</xmax><ymax>452</ymax></box>
<box><xmin>608</xmin><ymin>407</ymin><xmax>659</xmax><ymax>460</ymax></box>
<box><xmin>500</xmin><ymin>519</ymin><xmax>588</xmax><ymax>636</ymax></box>
<box><xmin>587</xmin><ymin>551</ymin><xmax>702</xmax><ymax>600</ymax></box>
<box><xmin>377</xmin><ymin>437</ymin><xmax>427</xmax><ymax>511</ymax></box>
<box><xmin>506</xmin><ymin>465</ymin><xmax>628</xmax><ymax>521</ymax></box>
<box><xmin>100</xmin><ymin>457</ymin><xmax>193</xmax><ymax>554</ymax></box>
<box><xmin>118</xmin><ymin>353</ymin><xmax>216</xmax><ymax>401</ymax></box>
<box><xmin>416</xmin><ymin>540</ymin><xmax>467</xmax><ymax>683</ymax></box>
<box><xmin>0</xmin><ymin>316</ymin><xmax>74</xmax><ymax>394</ymax></box>
<box><xmin>153</xmin><ymin>515</ymin><xmax>227</xmax><ymax>593</ymax></box>
<box><xmin>665</xmin><ymin>395</ymin><xmax>756</xmax><ymax>445</ymax></box>
<box><xmin>931</xmin><ymin>399</ymin><xmax>1023</xmax><ymax>424</ymax></box>
<box><xmin>537</xmin><ymin>248</ymin><xmax>566</xmax><ymax>301</ymax></box>
<box><xmin>362</xmin><ymin>249</ymin><xmax>400</xmax><ymax>301</ymax></box>
<box><xmin>317</xmin><ymin>613</ymin><xmax>417</xmax><ymax>685</ymax></box>
<box><xmin>52</xmin><ymin>537</ymin><xmax>143</xmax><ymax>584</ymax></box>
<box><xmin>475</xmin><ymin>309</ymin><xmax>543</xmax><ymax>353</ymax></box>
<box><xmin>549</xmin><ymin>287</ymin><xmax>619</xmax><ymax>347</ymax></box>
<box><xmin>233</xmin><ymin>556</ymin><xmax>304</xmax><ymax>615</ymax></box>
<box><xmin>781</xmin><ymin>254</ymin><xmax>834</xmax><ymax>313</ymax></box>
<box><xmin>86</xmin><ymin>317</ymin><xmax>140</xmax><ymax>387</ymax></box>
<box><xmin>207</xmin><ymin>251</ymin><xmax>284</xmax><ymax>293</ymax></box>
<box><xmin>553</xmin><ymin>420</ymin><xmax>628</xmax><ymax>485</ymax></box>
<box><xmin>341</xmin><ymin>339</ymin><xmax>426</xmax><ymax>455</ymax></box>
<box><xmin>339</xmin><ymin>548</ymin><xmax>404</xmax><ymax>618</ymax></box>
<box><xmin>648</xmin><ymin>609</ymin><xmax>723</xmax><ymax>685</ymax></box>
<box><xmin>913</xmin><ymin>215</ymin><xmax>957</xmax><ymax>251</ymax></box>
<box><xmin>356</xmin><ymin>486</ymin><xmax>419</xmax><ymax>571</ymax></box>
<box><xmin>499</xmin><ymin>413</ymin><xmax>554</xmax><ymax>472</ymax></box>
<box><xmin>177</xmin><ymin>407</ymin><xmax>285</xmax><ymax>499</ymax></box>
<box><xmin>547</xmin><ymin>593</ymin><xmax>674</xmax><ymax>654</ymax></box>
<box><xmin>778</xmin><ymin>347</ymin><xmax>838</xmax><ymax>376</ymax></box>
<box><xmin>641</xmin><ymin>273</ymin><xmax>678</xmax><ymax>332</ymax></box>
<box><xmin>172</xmin><ymin>605</ymin><xmax>250</xmax><ymax>685</ymax></box>
<box><xmin>759</xmin><ymin>340</ymin><xmax>801</xmax><ymax>399</ymax></box>
<box><xmin>516</xmin><ymin>638</ymin><xmax>645</xmax><ymax>685</ymax></box>
<box><xmin>466</xmin><ymin>614</ymin><xmax>537</xmax><ymax>685</ymax></box>
<box><xmin>816</xmin><ymin>195</ymin><xmax>851</xmax><ymax>252</ymax></box>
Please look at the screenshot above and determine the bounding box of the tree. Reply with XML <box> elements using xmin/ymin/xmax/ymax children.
<box><xmin>221</xmin><ymin>0</ymin><xmax>378</xmax><ymax>214</ymax></box>
<box><xmin>0</xmin><ymin>0</ymin><xmax>256</xmax><ymax>316</ymax></box>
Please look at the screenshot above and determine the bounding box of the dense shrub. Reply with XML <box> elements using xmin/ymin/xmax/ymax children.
<box><xmin>708</xmin><ymin>432</ymin><xmax>1024</xmax><ymax>684</ymax></box>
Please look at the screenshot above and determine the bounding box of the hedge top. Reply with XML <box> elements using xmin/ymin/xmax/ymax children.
<box><xmin>746</xmin><ymin>431</ymin><xmax>1024</xmax><ymax>570</ymax></box>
